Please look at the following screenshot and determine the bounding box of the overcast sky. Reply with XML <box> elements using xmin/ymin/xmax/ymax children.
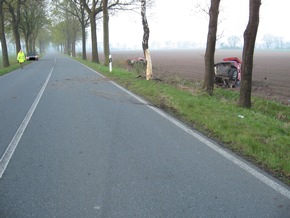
<box><xmin>106</xmin><ymin>0</ymin><xmax>290</xmax><ymax>48</ymax></box>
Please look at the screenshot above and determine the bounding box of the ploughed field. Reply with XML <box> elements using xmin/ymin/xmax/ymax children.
<box><xmin>102</xmin><ymin>49</ymin><xmax>290</xmax><ymax>105</ymax></box>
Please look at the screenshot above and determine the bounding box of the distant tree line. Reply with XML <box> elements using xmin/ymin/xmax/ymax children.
<box><xmin>218</xmin><ymin>34</ymin><xmax>290</xmax><ymax>49</ymax></box>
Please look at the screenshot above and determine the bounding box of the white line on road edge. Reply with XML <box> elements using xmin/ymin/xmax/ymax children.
<box><xmin>75</xmin><ymin>59</ymin><xmax>290</xmax><ymax>200</ymax></box>
<box><xmin>0</xmin><ymin>59</ymin><xmax>55</xmax><ymax>179</ymax></box>
<box><xmin>110</xmin><ymin>81</ymin><xmax>290</xmax><ymax>200</ymax></box>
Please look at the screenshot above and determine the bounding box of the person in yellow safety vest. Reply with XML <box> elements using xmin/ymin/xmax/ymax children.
<box><xmin>17</xmin><ymin>49</ymin><xmax>26</xmax><ymax>69</ymax></box>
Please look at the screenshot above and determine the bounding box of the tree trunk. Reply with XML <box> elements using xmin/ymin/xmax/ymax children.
<box><xmin>141</xmin><ymin>0</ymin><xmax>152</xmax><ymax>80</ymax></box>
<box><xmin>90</xmin><ymin>14</ymin><xmax>100</xmax><ymax>63</ymax></box>
<box><xmin>72</xmin><ymin>38</ymin><xmax>76</xmax><ymax>57</ymax></box>
<box><xmin>80</xmin><ymin>4</ymin><xmax>87</xmax><ymax>60</ymax></box>
<box><xmin>81</xmin><ymin>23</ymin><xmax>87</xmax><ymax>60</ymax></box>
<box><xmin>25</xmin><ymin>38</ymin><xmax>29</xmax><ymax>53</ymax></box>
<box><xmin>203</xmin><ymin>0</ymin><xmax>221</xmax><ymax>95</ymax></box>
<box><xmin>103</xmin><ymin>0</ymin><xmax>110</xmax><ymax>66</ymax></box>
<box><xmin>239</xmin><ymin>0</ymin><xmax>261</xmax><ymax>108</ymax></box>
<box><xmin>32</xmin><ymin>34</ymin><xmax>37</xmax><ymax>51</ymax></box>
<box><xmin>67</xmin><ymin>37</ymin><xmax>71</xmax><ymax>56</ymax></box>
<box><xmin>144</xmin><ymin>49</ymin><xmax>152</xmax><ymax>79</ymax></box>
<box><xmin>0</xmin><ymin>0</ymin><xmax>9</xmax><ymax>67</ymax></box>
<box><xmin>81</xmin><ymin>0</ymin><xmax>117</xmax><ymax>64</ymax></box>
<box><xmin>39</xmin><ymin>39</ymin><xmax>43</xmax><ymax>54</ymax></box>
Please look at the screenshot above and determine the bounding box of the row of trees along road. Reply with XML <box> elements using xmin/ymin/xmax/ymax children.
<box><xmin>0</xmin><ymin>0</ymin><xmax>50</xmax><ymax>67</ymax></box>
<box><xmin>51</xmin><ymin>0</ymin><xmax>138</xmax><ymax>64</ymax></box>
<box><xmin>1</xmin><ymin>0</ymin><xmax>261</xmax><ymax>108</ymax></box>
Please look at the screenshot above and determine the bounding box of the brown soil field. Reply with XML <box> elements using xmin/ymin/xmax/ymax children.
<box><xmin>100</xmin><ymin>49</ymin><xmax>290</xmax><ymax>105</ymax></box>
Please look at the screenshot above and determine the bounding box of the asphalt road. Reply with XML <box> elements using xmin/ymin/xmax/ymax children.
<box><xmin>0</xmin><ymin>54</ymin><xmax>289</xmax><ymax>217</ymax></box>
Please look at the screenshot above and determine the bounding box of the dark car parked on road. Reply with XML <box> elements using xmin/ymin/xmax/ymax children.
<box><xmin>26</xmin><ymin>52</ymin><xmax>39</xmax><ymax>61</ymax></box>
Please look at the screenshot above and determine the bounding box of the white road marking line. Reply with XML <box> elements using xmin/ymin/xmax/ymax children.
<box><xmin>0</xmin><ymin>59</ymin><xmax>55</xmax><ymax>179</ymax></box>
<box><xmin>112</xmin><ymin>81</ymin><xmax>290</xmax><ymax>200</ymax></box>
<box><xmin>74</xmin><ymin>58</ymin><xmax>290</xmax><ymax>199</ymax></box>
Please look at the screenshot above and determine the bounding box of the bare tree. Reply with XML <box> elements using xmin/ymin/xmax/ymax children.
<box><xmin>81</xmin><ymin>0</ymin><xmax>136</xmax><ymax>63</ymax></box>
<box><xmin>203</xmin><ymin>0</ymin><xmax>221</xmax><ymax>95</ymax></box>
<box><xmin>103</xmin><ymin>0</ymin><xmax>139</xmax><ymax>66</ymax></box>
<box><xmin>0</xmin><ymin>0</ymin><xmax>10</xmax><ymax>67</ymax></box>
<box><xmin>80</xmin><ymin>0</ymin><xmax>102</xmax><ymax>63</ymax></box>
<box><xmin>239</xmin><ymin>0</ymin><xmax>261</xmax><ymax>108</ymax></box>
<box><xmin>262</xmin><ymin>34</ymin><xmax>274</xmax><ymax>49</ymax></box>
<box><xmin>80</xmin><ymin>0</ymin><xmax>110</xmax><ymax>64</ymax></box>
<box><xmin>71</xmin><ymin>0</ymin><xmax>90</xmax><ymax>59</ymax></box>
<box><xmin>228</xmin><ymin>35</ymin><xmax>241</xmax><ymax>48</ymax></box>
<box><xmin>141</xmin><ymin>0</ymin><xmax>152</xmax><ymax>80</ymax></box>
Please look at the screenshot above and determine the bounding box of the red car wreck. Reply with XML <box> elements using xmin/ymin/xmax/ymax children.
<box><xmin>214</xmin><ymin>57</ymin><xmax>242</xmax><ymax>88</ymax></box>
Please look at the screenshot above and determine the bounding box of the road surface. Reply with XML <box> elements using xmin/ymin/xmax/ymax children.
<box><xmin>0</xmin><ymin>54</ymin><xmax>289</xmax><ymax>217</ymax></box>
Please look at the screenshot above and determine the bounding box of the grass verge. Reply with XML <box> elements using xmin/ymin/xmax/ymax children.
<box><xmin>77</xmin><ymin>58</ymin><xmax>290</xmax><ymax>185</ymax></box>
<box><xmin>0</xmin><ymin>58</ymin><xmax>29</xmax><ymax>76</ymax></box>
